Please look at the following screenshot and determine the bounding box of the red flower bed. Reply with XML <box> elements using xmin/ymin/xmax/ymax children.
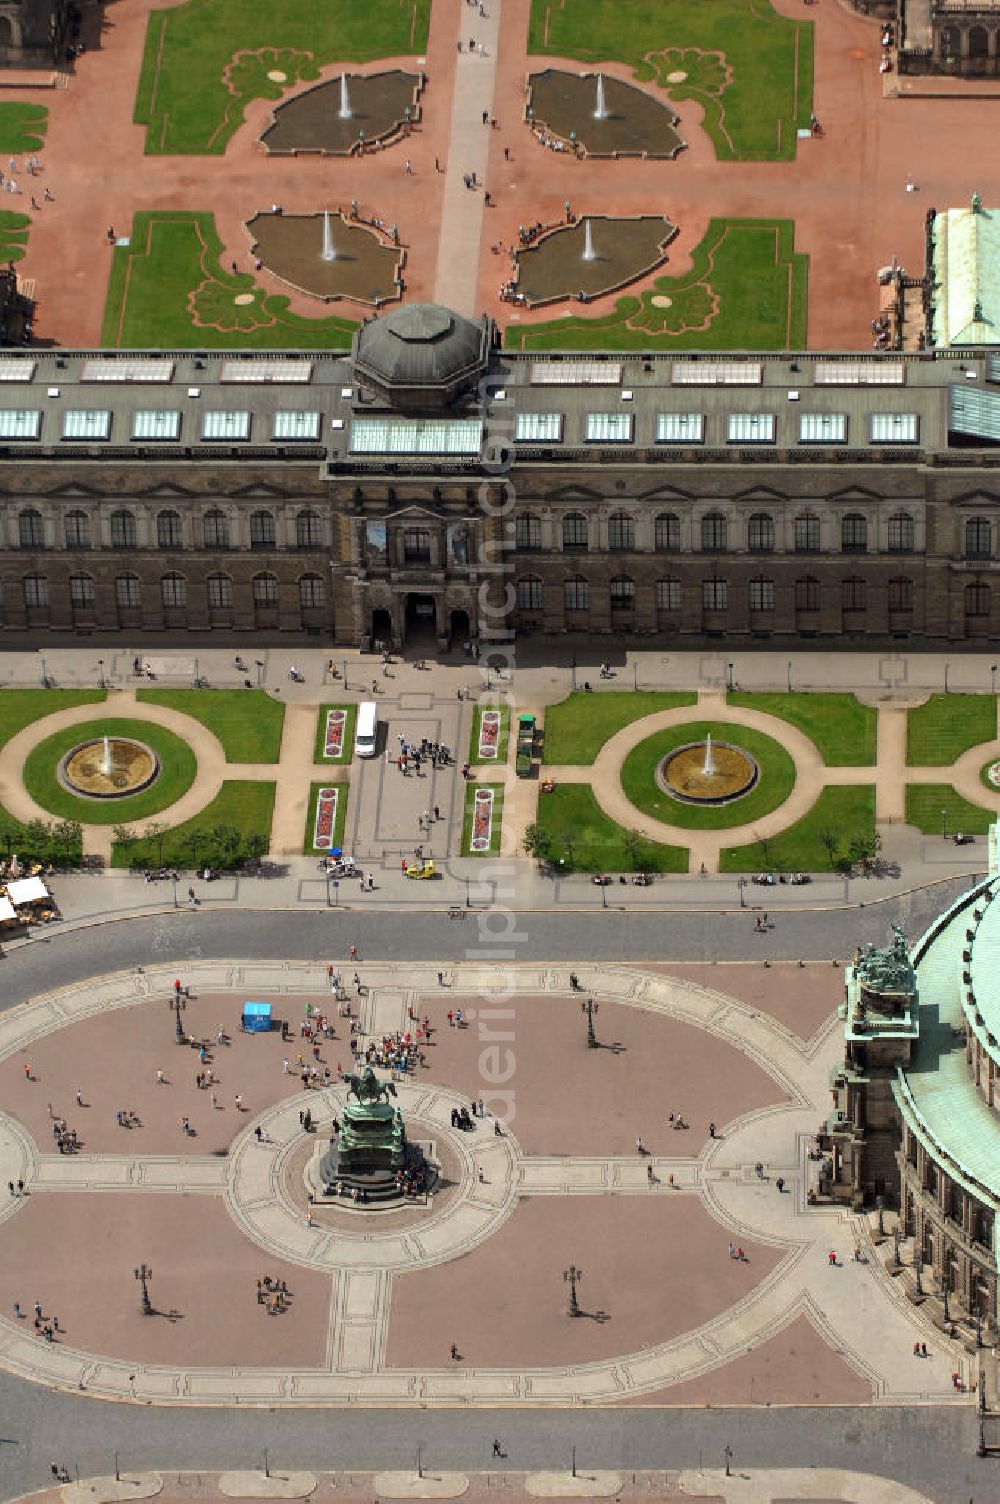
<box><xmin>314</xmin><ymin>787</ymin><xmax>338</xmax><ymax>849</ymax></box>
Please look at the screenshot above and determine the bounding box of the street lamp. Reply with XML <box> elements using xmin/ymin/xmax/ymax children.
<box><xmin>170</xmin><ymin>979</ymin><xmax>186</xmax><ymax>1043</ymax></box>
<box><xmin>171</xmin><ymin>871</ymin><xmax>178</xmax><ymax>910</ymax></box>
<box><xmin>37</xmin><ymin>650</ymin><xmax>47</xmax><ymax>688</ymax></box>
<box><xmin>255</xmin><ymin>659</ymin><xmax>264</xmax><ymax>687</ymax></box>
<box><xmin>563</xmin><ymin>1263</ymin><xmax>583</xmax><ymax>1316</ymax></box>
<box><xmin>738</xmin><ymin>877</ymin><xmax>748</xmax><ymax>908</ymax></box>
<box><xmin>944</xmin><ymin>662</ymin><xmax>950</xmax><ymax>694</ymax></box>
<box><xmin>134</xmin><ymin>1263</ymin><xmax>153</xmax><ymax>1316</ymax></box>
<box><xmin>97</xmin><ymin>657</ymin><xmax>106</xmax><ymax>689</ymax></box>
<box><xmin>992</xmin><ymin>664</ymin><xmax>998</xmax><ymax>696</ymax></box>
<box><xmin>581</xmin><ymin>996</ymin><xmax>599</xmax><ymax>1048</ymax></box>
<box><xmin>941</xmin><ymin>807</ymin><xmax>948</xmax><ymax>841</ymax></box>
<box><xmin>914</xmin><ymin>1248</ymin><xmax>923</xmax><ymax>1296</ymax></box>
<box><xmin>787</xmin><ymin>660</ymin><xmax>793</xmax><ymax>693</ymax></box>
<box><xmin>325</xmin><ymin>870</ymin><xmax>332</xmax><ymax>908</ymax></box>
<box><xmin>726</xmin><ymin>661</ymin><xmax>734</xmax><ymax>693</ymax></box>
<box><xmin>600</xmin><ymin>881</ymin><xmax>608</xmax><ymax>909</ymax></box>
<box><xmin>723</xmin><ymin>1446</ymin><xmax>733</xmax><ymax>1478</ymax></box>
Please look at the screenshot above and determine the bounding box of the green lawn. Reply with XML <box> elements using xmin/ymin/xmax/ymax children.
<box><xmin>0</xmin><ymin>688</ymin><xmax>106</xmax><ymax>749</ymax></box>
<box><xmin>529</xmin><ymin>0</ymin><xmax>813</xmax><ymax>161</ymax></box>
<box><xmin>0</xmin><ymin>210</ymin><xmax>30</xmax><ymax>265</ymax></box>
<box><xmin>111</xmin><ymin>781</ymin><xmax>276</xmax><ymax>868</ymax></box>
<box><xmin>135</xmin><ymin>0</ymin><xmax>430</xmax><ymax>153</ymax></box>
<box><xmin>506</xmin><ymin>218</ymin><xmax>807</xmax><ymax>352</ymax></box>
<box><xmin>101</xmin><ymin>211</ymin><xmax>358</xmax><ymax>349</ymax></box>
<box><xmin>0</xmin><ymin>103</ymin><xmax>47</xmax><ymax>154</ymax></box>
<box><xmin>314</xmin><ymin>704</ymin><xmax>357</xmax><ymax>764</ymax></box>
<box><xmin>136</xmin><ymin>687</ymin><xmax>284</xmax><ymax>762</ymax></box>
<box><xmin>303</xmin><ymin>781</ymin><xmax>350</xmax><ymax>856</ymax></box>
<box><xmin>534</xmin><ymin>784</ymin><xmax>687</xmax><ymax>873</ymax></box>
<box><xmin>719</xmin><ymin>785</ymin><xmax>876</xmax><ymax>872</ymax></box>
<box><xmin>470</xmin><ymin>703</ymin><xmax>511</xmax><ymax>766</ymax></box>
<box><xmin>22</xmin><ymin>719</ymin><xmax>198</xmax><ymax>824</ymax></box>
<box><xmin>462</xmin><ymin>782</ymin><xmax>505</xmax><ymax>857</ymax></box>
<box><xmin>906</xmin><ymin>695</ymin><xmax>997</xmax><ymax>766</ymax></box>
<box><xmin>905</xmin><ymin>784</ymin><xmax>995</xmax><ymax>838</ymax></box>
<box><xmin>621</xmin><ymin>722</ymin><xmax>795</xmax><ymax>830</ymax></box>
<box><xmin>727</xmin><ymin>692</ymin><xmax>877</xmax><ymax>766</ymax></box>
<box><xmin>543</xmin><ymin>691</ymin><xmax>697</xmax><ymax>766</ymax></box>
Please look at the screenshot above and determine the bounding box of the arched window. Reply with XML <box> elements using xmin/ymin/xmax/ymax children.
<box><xmin>562</xmin><ymin>512</ymin><xmax>588</xmax><ymax>551</ymax></box>
<box><xmin>970</xmin><ymin>24</ymin><xmax>989</xmax><ymax>55</ymax></box>
<box><xmin>842</xmin><ymin>577</ymin><xmax>866</xmax><ymax>612</ymax></box>
<box><xmin>65</xmin><ymin>509</ymin><xmax>90</xmax><ymax>550</ymax></box>
<box><xmin>795</xmin><ymin>513</ymin><xmax>821</xmax><ymax>553</ymax></box>
<box><xmin>516</xmin><ymin>576</ymin><xmax>543</xmax><ymax>610</ymax></box>
<box><xmin>941</xmin><ymin>25</ymin><xmax>961</xmax><ymax>55</ymax></box>
<box><xmin>299</xmin><ymin>573</ymin><xmax>325</xmax><ymax>609</ymax></box>
<box><xmin>703</xmin><ymin>578</ymin><xmax>727</xmax><ymax>611</ymax></box>
<box><xmin>515</xmin><ymin>513</ymin><xmax>541</xmax><ymax>551</ymax></box>
<box><xmin>115</xmin><ymin>574</ymin><xmax>141</xmax><ymax>610</ymax></box>
<box><xmin>966</xmin><ymin>581</ymin><xmax>991</xmax><ymax>617</ymax></box>
<box><xmin>203</xmin><ymin>509</ymin><xmax>230</xmax><ymax>549</ymax></box>
<box><xmin>161</xmin><ymin>572</ymin><xmax>186</xmax><ymax>609</ymax></box>
<box><xmin>250</xmin><ymin>510</ymin><xmax>275</xmax><ymax>550</ymax></box>
<box><xmin>110</xmin><ymin>509</ymin><xmax>136</xmax><ymax>550</ymax></box>
<box><xmin>749</xmin><ymin>577</ymin><xmax>774</xmax><ymax>612</ymax></box>
<box><xmin>701</xmin><ymin>512</ymin><xmax>727</xmax><ymax>552</ymax></box>
<box><xmin>610</xmin><ymin>575</ymin><xmax>635</xmax><ymax>609</ymax></box>
<box><xmin>888</xmin><ymin>577</ymin><xmax>914</xmax><ymax>612</ymax></box>
<box><xmin>296</xmin><ymin>510</ymin><xmax>322</xmax><ymax>549</ymax></box>
<box><xmin>18</xmin><ymin>508</ymin><xmax>43</xmax><ymax>549</ymax></box>
<box><xmin>656</xmin><ymin>577</ymin><xmax>681</xmax><ymax>612</ymax></box>
<box><xmin>23</xmin><ymin>573</ymin><xmax>47</xmax><ymax>608</ymax></box>
<box><xmin>252</xmin><ymin>572</ymin><xmax>279</xmax><ymax>609</ymax></box>
<box><xmin>207</xmin><ymin>573</ymin><xmax>232</xmax><ymax>610</ymax></box>
<box><xmin>795</xmin><ymin>576</ymin><xmax>820</xmax><ymax>612</ymax></box>
<box><xmin>655</xmin><ymin>513</ymin><xmax>680</xmax><ymax>552</ymax></box>
<box><xmin>841</xmin><ymin>514</ymin><xmax>868</xmax><ymax>554</ymax></box>
<box><xmin>747</xmin><ymin>513</ymin><xmax>775</xmax><ymax>553</ymax></box>
<box><xmin>608</xmin><ymin>511</ymin><xmax>635</xmax><ymax>551</ymax></box>
<box><xmin>966</xmin><ymin>517</ymin><xmax>992</xmax><ymax>559</ymax></box>
<box><xmin>69</xmin><ymin>574</ymin><xmax>94</xmax><ymax>610</ymax></box>
<box><xmin>564</xmin><ymin>575</ymin><xmax>589</xmax><ymax>612</ymax></box>
<box><xmin>888</xmin><ymin>512</ymin><xmax>915</xmax><ymax>553</ymax></box>
<box><xmin>157</xmin><ymin>510</ymin><xmax>182</xmax><ymax>550</ymax></box>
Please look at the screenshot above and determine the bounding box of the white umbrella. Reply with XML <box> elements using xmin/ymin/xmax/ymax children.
<box><xmin>9</xmin><ymin>853</ymin><xmax>21</xmax><ymax>877</ymax></box>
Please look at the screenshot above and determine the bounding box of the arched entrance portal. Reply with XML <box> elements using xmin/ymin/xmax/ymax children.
<box><xmin>405</xmin><ymin>593</ymin><xmax>438</xmax><ymax>649</ymax></box>
<box><xmin>371</xmin><ymin>607</ymin><xmax>393</xmax><ymax>650</ymax></box>
<box><xmin>450</xmin><ymin>608</ymin><xmax>471</xmax><ymax>648</ymax></box>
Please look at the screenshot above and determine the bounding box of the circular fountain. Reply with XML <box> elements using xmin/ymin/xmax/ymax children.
<box><xmin>59</xmin><ymin>734</ymin><xmax>160</xmax><ymax>799</ymax></box>
<box><xmin>656</xmin><ymin>732</ymin><xmax>758</xmax><ymax>806</ymax></box>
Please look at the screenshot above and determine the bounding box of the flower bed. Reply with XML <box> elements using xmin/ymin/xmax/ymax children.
<box><xmin>313</xmin><ymin>786</ymin><xmax>339</xmax><ymax>849</ymax></box>
<box><xmin>471</xmin><ymin>787</ymin><xmax>494</xmax><ymax>851</ymax></box>
<box><xmin>479</xmin><ymin>709</ymin><xmax>500</xmax><ymax>759</ymax></box>
<box><xmin>988</xmin><ymin>760</ymin><xmax>1000</xmax><ymax>790</ymax></box>
<box><xmin>324</xmin><ymin>709</ymin><xmax>346</xmax><ymax>759</ymax></box>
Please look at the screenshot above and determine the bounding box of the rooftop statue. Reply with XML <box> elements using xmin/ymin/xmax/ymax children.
<box><xmin>856</xmin><ymin>924</ymin><xmax>914</xmax><ymax>996</ymax></box>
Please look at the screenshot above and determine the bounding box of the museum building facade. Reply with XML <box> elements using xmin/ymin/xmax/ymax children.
<box><xmin>3</xmin><ymin>306</ymin><xmax>1000</xmax><ymax>646</ymax></box>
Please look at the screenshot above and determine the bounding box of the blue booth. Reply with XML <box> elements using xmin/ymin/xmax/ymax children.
<box><xmin>241</xmin><ymin>1001</ymin><xmax>272</xmax><ymax>1034</ymax></box>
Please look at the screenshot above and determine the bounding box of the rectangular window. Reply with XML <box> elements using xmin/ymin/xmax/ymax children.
<box><xmin>273</xmin><ymin>411</ymin><xmax>321</xmax><ymax>441</ymax></box>
<box><xmin>514</xmin><ymin>412</ymin><xmax>563</xmax><ymax>442</ymax></box>
<box><xmin>115</xmin><ymin>576</ymin><xmax>141</xmax><ymax>609</ymax></box>
<box><xmin>799</xmin><ymin>412</ymin><xmax>847</xmax><ymax>443</ymax></box>
<box><xmin>516</xmin><ymin>578</ymin><xmax>543</xmax><ymax>610</ymax></box>
<box><xmin>23</xmin><ymin>575</ymin><xmax>47</xmax><ymax>608</ymax></box>
<box><xmin>299</xmin><ymin>575</ymin><xmax>325</xmax><ymax>609</ymax></box>
<box><xmin>161</xmin><ymin>575</ymin><xmax>187</xmax><ymax>609</ymax></box>
<box><xmin>207</xmin><ymin>575</ymin><xmax>233</xmax><ymax>609</ymax></box>
<box><xmin>749</xmin><ymin>579</ymin><xmax>774</xmax><ymax>612</ymax></box>
<box><xmin>62</xmin><ymin>409</ymin><xmax>111</xmax><ymax>440</ymax></box>
<box><xmin>610</xmin><ymin>578</ymin><xmax>635</xmax><ymax>608</ymax></box>
<box><xmin>795</xmin><ymin>578</ymin><xmax>819</xmax><ymax>612</ymax></box>
<box><xmin>656</xmin><ymin>579</ymin><xmax>681</xmax><ymax>611</ymax></box>
<box><xmin>132</xmin><ymin>410</ymin><xmax>181</xmax><ymax>440</ymax></box>
<box><xmin>584</xmin><ymin>412</ymin><xmax>633</xmax><ymax>443</ymax></box>
<box><xmin>70</xmin><ymin>576</ymin><xmax>94</xmax><ymax>609</ymax></box>
<box><xmin>870</xmin><ymin>412</ymin><xmax>919</xmax><ymax>444</ymax></box>
<box><xmin>0</xmin><ymin>409</ymin><xmax>40</xmax><ymax>439</ymax></box>
<box><xmin>253</xmin><ymin>576</ymin><xmax>279</xmax><ymax>608</ymax></box>
<box><xmin>202</xmin><ymin>410</ymin><xmax>251</xmax><ymax>441</ymax></box>
<box><xmin>727</xmin><ymin>413</ymin><xmax>775</xmax><ymax>443</ymax></box>
<box><xmin>249</xmin><ymin>513</ymin><xmax>276</xmax><ymax>549</ymax></box>
<box><xmin>703</xmin><ymin>579</ymin><xmax>727</xmax><ymax>611</ymax></box>
<box><xmin>656</xmin><ymin>412</ymin><xmax>704</xmax><ymax>443</ymax></box>
<box><xmin>515</xmin><ymin>514</ymin><xmax>541</xmax><ymax>551</ymax></box>
<box><xmin>403</xmin><ymin>528</ymin><xmax>431</xmax><ymax>562</ymax></box>
<box><xmin>795</xmin><ymin>515</ymin><xmax>821</xmax><ymax>553</ymax></box>
<box><xmin>564</xmin><ymin>578</ymin><xmax>589</xmax><ymax>611</ymax></box>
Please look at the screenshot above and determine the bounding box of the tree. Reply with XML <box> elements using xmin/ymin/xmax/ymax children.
<box><xmin>113</xmin><ymin>824</ymin><xmax>139</xmax><ymax>864</ymax></box>
<box><xmin>522</xmin><ymin>823</ymin><xmax>552</xmax><ymax>862</ymax></box>
<box><xmin>753</xmin><ymin>832</ymin><xmax>775</xmax><ymax>871</ymax></box>
<box><xmin>623</xmin><ymin>827</ymin><xmax>653</xmax><ymax>872</ymax></box>
<box><xmin>244</xmin><ymin>831</ymin><xmax>269</xmax><ymax>862</ymax></box>
<box><xmin>143</xmin><ymin>821</ymin><xmax>167</xmax><ymax>867</ymax></box>
<box><xmin>847</xmin><ymin>829</ymin><xmax>881</xmax><ymax>870</ymax></box>
<box><xmin>180</xmin><ymin>829</ymin><xmax>203</xmax><ymax>872</ymax></box>
<box><xmin>817</xmin><ymin>826</ymin><xmax>840</xmax><ymax>869</ymax></box>
<box><xmin>53</xmin><ymin>820</ymin><xmax>83</xmax><ymax>865</ymax></box>
<box><xmin>211</xmin><ymin>824</ymin><xmax>241</xmax><ymax>868</ymax></box>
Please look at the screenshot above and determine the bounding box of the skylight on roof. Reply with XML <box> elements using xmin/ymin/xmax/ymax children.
<box><xmin>81</xmin><ymin>359</ymin><xmax>175</xmax><ymax>383</ymax></box>
<box><xmin>220</xmin><ymin>360</ymin><xmax>313</xmax><ymax>384</ymax></box>
<box><xmin>530</xmin><ymin>360</ymin><xmax>622</xmax><ymax>386</ymax></box>
<box><xmin>62</xmin><ymin>409</ymin><xmax>111</xmax><ymax>440</ymax></box>
<box><xmin>672</xmin><ymin>361</ymin><xmax>762</xmax><ymax>386</ymax></box>
<box><xmin>0</xmin><ymin>409</ymin><xmax>40</xmax><ymax>438</ymax></box>
<box><xmin>349</xmin><ymin>417</ymin><xmax>482</xmax><ymax>455</ymax></box>
<box><xmin>132</xmin><ymin>410</ymin><xmax>181</xmax><ymax>440</ymax></box>
<box><xmin>202</xmin><ymin>410</ymin><xmax>251</xmax><ymax>440</ymax></box>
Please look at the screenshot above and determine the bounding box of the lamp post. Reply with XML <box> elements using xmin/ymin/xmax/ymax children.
<box><xmin>992</xmin><ymin>663</ymin><xmax>998</xmax><ymax>696</ymax></box>
<box><xmin>914</xmin><ymin>1248</ymin><xmax>923</xmax><ymax>1295</ymax></box>
<box><xmin>97</xmin><ymin>657</ymin><xmax>106</xmax><ymax>689</ymax></box>
<box><xmin>134</xmin><ymin>1262</ymin><xmax>153</xmax><ymax>1316</ymax></box>
<box><xmin>726</xmin><ymin>661</ymin><xmax>734</xmax><ymax>693</ymax></box>
<box><xmin>893</xmin><ymin>1224</ymin><xmax>901</xmax><ymax>1268</ymax></box>
<box><xmin>738</xmin><ymin>876</ymin><xmax>748</xmax><ymax>908</ymax></box>
<box><xmin>581</xmin><ymin>996</ymin><xmax>599</xmax><ymax>1048</ymax></box>
<box><xmin>942</xmin><ymin>1282</ymin><xmax>951</xmax><ymax>1323</ymax></box>
<box><xmin>325</xmin><ymin>870</ymin><xmax>332</xmax><ymax>908</ymax></box>
<box><xmin>38</xmin><ymin>650</ymin><xmax>47</xmax><ymax>688</ymax></box>
<box><xmin>563</xmin><ymin>1263</ymin><xmax>583</xmax><ymax>1316</ymax></box>
<box><xmin>170</xmin><ymin>979</ymin><xmax>186</xmax><ymax>1043</ymax></box>
<box><xmin>944</xmin><ymin>662</ymin><xmax>950</xmax><ymax>694</ymax></box>
<box><xmin>876</xmin><ymin>1193</ymin><xmax>884</xmax><ymax>1237</ymax></box>
<box><xmin>171</xmin><ymin>871</ymin><xmax>178</xmax><ymax>910</ymax></box>
<box><xmin>600</xmin><ymin>881</ymin><xmax>608</xmax><ymax>909</ymax></box>
<box><xmin>941</xmin><ymin>807</ymin><xmax>948</xmax><ymax>841</ymax></box>
<box><xmin>255</xmin><ymin>659</ymin><xmax>264</xmax><ymax>687</ymax></box>
<box><xmin>723</xmin><ymin>1446</ymin><xmax>733</xmax><ymax>1478</ymax></box>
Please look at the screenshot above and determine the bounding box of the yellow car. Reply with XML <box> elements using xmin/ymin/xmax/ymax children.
<box><xmin>404</xmin><ymin>860</ymin><xmax>437</xmax><ymax>880</ymax></box>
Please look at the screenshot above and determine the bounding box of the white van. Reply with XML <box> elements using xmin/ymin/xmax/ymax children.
<box><xmin>356</xmin><ymin>701</ymin><xmax>378</xmax><ymax>758</ymax></box>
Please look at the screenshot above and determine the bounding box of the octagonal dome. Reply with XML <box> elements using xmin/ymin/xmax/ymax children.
<box><xmin>352</xmin><ymin>303</ymin><xmax>492</xmax><ymax>411</ymax></box>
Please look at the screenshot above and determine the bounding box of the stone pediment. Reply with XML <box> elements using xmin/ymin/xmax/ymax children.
<box><xmin>733</xmin><ymin>484</ymin><xmax>787</xmax><ymax>504</ymax></box>
<box><xmin>544</xmin><ymin>483</ymin><xmax>603</xmax><ymax>502</ymax></box>
<box><xmin>951</xmin><ymin>489</ymin><xmax>1000</xmax><ymax>509</ymax></box>
<box><xmin>828</xmin><ymin>485</ymin><xmax>881</xmax><ymax>504</ymax></box>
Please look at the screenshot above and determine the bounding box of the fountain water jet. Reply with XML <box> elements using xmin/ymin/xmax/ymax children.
<box><xmin>593</xmin><ymin>72</ymin><xmax>609</xmax><ymax>120</ymax></box>
<box><xmin>338</xmin><ymin>74</ymin><xmax>352</xmax><ymax>120</ymax></box>
<box><xmin>100</xmin><ymin>735</ymin><xmax>113</xmax><ymax>778</ymax></box>
<box><xmin>321</xmin><ymin>210</ymin><xmax>337</xmax><ymax>262</ymax></box>
<box><xmin>702</xmin><ymin>731</ymin><xmax>715</xmax><ymax>779</ymax></box>
<box><xmin>582</xmin><ymin>218</ymin><xmax>597</xmax><ymax>262</ymax></box>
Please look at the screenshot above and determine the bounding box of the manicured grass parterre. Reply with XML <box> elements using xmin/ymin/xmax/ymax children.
<box><xmin>727</xmin><ymin>692</ymin><xmax>877</xmax><ymax>766</ymax></box>
<box><xmin>506</xmin><ymin>218</ymin><xmax>807</xmax><ymax>352</ymax></box>
<box><xmin>314</xmin><ymin>704</ymin><xmax>357</xmax><ymax>764</ymax></box>
<box><xmin>905</xmin><ymin>784</ymin><xmax>995</xmax><ymax>838</ymax></box>
<box><xmin>303</xmin><ymin>781</ymin><xmax>349</xmax><ymax>856</ymax></box>
<box><xmin>135</xmin><ymin>0</ymin><xmax>430</xmax><ymax>153</ymax></box>
<box><xmin>534</xmin><ymin>783</ymin><xmax>687</xmax><ymax>873</ymax></box>
<box><xmin>470</xmin><ymin>703</ymin><xmax>511</xmax><ymax>766</ymax></box>
<box><xmin>620</xmin><ymin>722</ymin><xmax>795</xmax><ymax>830</ymax></box>
<box><xmin>0</xmin><ymin>103</ymin><xmax>47</xmax><ymax>154</ymax></box>
<box><xmin>0</xmin><ymin>211</ymin><xmax>31</xmax><ymax>265</ymax></box>
<box><xmin>101</xmin><ymin>212</ymin><xmax>358</xmax><ymax>349</ymax></box>
<box><xmin>136</xmin><ymin>687</ymin><xmax>284</xmax><ymax>762</ymax></box>
<box><xmin>719</xmin><ymin>785</ymin><xmax>876</xmax><ymax>873</ymax></box>
<box><xmin>462</xmin><ymin>782</ymin><xmax>505</xmax><ymax>857</ymax></box>
<box><xmin>906</xmin><ymin>694</ymin><xmax>997</xmax><ymax>766</ymax></box>
<box><xmin>111</xmin><ymin>782</ymin><xmax>276</xmax><ymax>868</ymax></box>
<box><xmin>542</xmin><ymin>691</ymin><xmax>697</xmax><ymax>766</ymax></box>
<box><xmin>0</xmin><ymin>689</ymin><xmax>106</xmax><ymax>748</ymax></box>
<box><xmin>529</xmin><ymin>0</ymin><xmax>813</xmax><ymax>161</ymax></box>
<box><xmin>22</xmin><ymin>720</ymin><xmax>198</xmax><ymax>825</ymax></box>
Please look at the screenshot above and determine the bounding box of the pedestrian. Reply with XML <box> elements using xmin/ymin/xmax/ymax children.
<box><xmin>482</xmin><ymin>110</ymin><xmax>489</xmax><ymax>124</ymax></box>
<box><xmin>728</xmin><ymin>1241</ymin><xmax>735</xmax><ymax>1259</ymax></box>
<box><xmin>708</xmin><ymin>1122</ymin><xmax>716</xmax><ymax>1138</ymax></box>
<box><xmin>434</xmin><ymin>804</ymin><xmax>441</xmax><ymax>820</ymax></box>
<box><xmin>776</xmin><ymin>1177</ymin><xmax>785</xmax><ymax>1193</ymax></box>
<box><xmin>755</xmin><ymin>1162</ymin><xmax>764</xmax><ymax>1180</ymax></box>
<box><xmin>646</xmin><ymin>1163</ymin><xmax>654</xmax><ymax>1184</ymax></box>
<box><xmin>34</xmin><ymin>1300</ymin><xmax>41</xmax><ymax>1318</ymax></box>
<box><xmin>43</xmin><ymin>187</ymin><xmax>53</xmax><ymax>202</ymax></box>
<box><xmin>435</xmin><ymin>156</ymin><xmax>441</xmax><ymax>172</ymax></box>
<box><xmin>155</xmin><ymin>1069</ymin><xmax>165</xmax><ymax>1084</ymax></box>
<box><xmin>636</xmin><ymin>1136</ymin><xmax>646</xmax><ymax>1156</ymax></box>
<box><xmin>921</xmin><ymin>1342</ymin><xmax>928</xmax><ymax>1358</ymax></box>
<box><xmin>450</xmin><ymin>1341</ymin><xmax>459</xmax><ymax>1360</ymax></box>
<box><xmin>437</xmin><ymin>970</ymin><xmax>445</xmax><ymax>986</ymax></box>
<box><xmin>492</xmin><ymin>1439</ymin><xmax>503</xmax><ymax>1458</ymax></box>
<box><xmin>7</xmin><ymin>1181</ymin><xmax>13</xmax><ymax>1197</ymax></box>
<box><xmin>350</xmin><ymin>944</ymin><xmax>358</xmax><ymax>960</ymax></box>
<box><xmin>504</xmin><ymin>146</ymin><xmax>510</xmax><ymax>160</ymax></box>
<box><xmin>235</xmin><ymin>1093</ymin><xmax>244</xmax><ymax>1111</ymax></box>
<box><xmin>404</xmin><ymin>160</ymin><xmax>412</xmax><ymax>175</ymax></box>
<box><xmin>12</xmin><ymin>1301</ymin><xmax>20</xmax><ymax>1319</ymax></box>
<box><xmin>828</xmin><ymin>1249</ymin><xmax>837</xmax><ymax>1266</ymax></box>
<box><xmin>23</xmin><ymin>1062</ymin><xmax>31</xmax><ymax>1080</ymax></box>
<box><xmin>75</xmin><ymin>1088</ymin><xmax>83</xmax><ymax>1107</ymax></box>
